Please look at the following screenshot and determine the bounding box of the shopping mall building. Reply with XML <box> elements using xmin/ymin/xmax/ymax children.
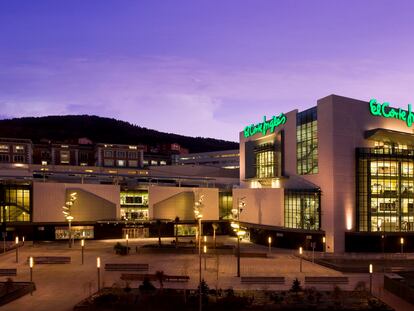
<box><xmin>236</xmin><ymin>94</ymin><xmax>414</xmax><ymax>253</ymax></box>
<box><xmin>1</xmin><ymin>94</ymin><xmax>414</xmax><ymax>253</ymax></box>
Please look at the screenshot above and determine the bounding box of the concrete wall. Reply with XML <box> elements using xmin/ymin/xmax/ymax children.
<box><xmin>233</xmin><ymin>188</ymin><xmax>284</xmax><ymax>227</ymax></box>
<box><xmin>33</xmin><ymin>182</ymin><xmax>120</xmax><ymax>222</ymax></box>
<box><xmin>148</xmin><ymin>185</ymin><xmax>219</xmax><ymax>221</ymax></box>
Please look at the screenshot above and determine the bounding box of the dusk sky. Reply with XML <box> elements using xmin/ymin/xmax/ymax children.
<box><xmin>1</xmin><ymin>1</ymin><xmax>414</xmax><ymax>141</ymax></box>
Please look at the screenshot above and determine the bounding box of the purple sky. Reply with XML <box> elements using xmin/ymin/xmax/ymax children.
<box><xmin>1</xmin><ymin>1</ymin><xmax>414</xmax><ymax>141</ymax></box>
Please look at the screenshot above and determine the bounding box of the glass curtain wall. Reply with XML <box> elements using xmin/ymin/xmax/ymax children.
<box><xmin>219</xmin><ymin>191</ymin><xmax>233</xmax><ymax>220</ymax></box>
<box><xmin>0</xmin><ymin>184</ymin><xmax>31</xmax><ymax>222</ymax></box>
<box><xmin>284</xmin><ymin>190</ymin><xmax>321</xmax><ymax>230</ymax></box>
<box><xmin>296</xmin><ymin>107</ymin><xmax>318</xmax><ymax>175</ymax></box>
<box><xmin>254</xmin><ymin>143</ymin><xmax>279</xmax><ymax>178</ymax></box>
<box><xmin>357</xmin><ymin>147</ymin><xmax>414</xmax><ymax>232</ymax></box>
<box><xmin>120</xmin><ymin>190</ymin><xmax>149</xmax><ymax>220</ymax></box>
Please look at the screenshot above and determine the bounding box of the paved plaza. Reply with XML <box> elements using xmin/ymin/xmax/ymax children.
<box><xmin>0</xmin><ymin>236</ymin><xmax>412</xmax><ymax>311</ymax></box>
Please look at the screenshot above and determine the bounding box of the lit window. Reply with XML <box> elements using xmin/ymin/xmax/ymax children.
<box><xmin>0</xmin><ymin>145</ymin><xmax>9</xmax><ymax>153</ymax></box>
<box><xmin>128</xmin><ymin>160</ymin><xmax>138</xmax><ymax>167</ymax></box>
<box><xmin>117</xmin><ymin>160</ymin><xmax>125</xmax><ymax>167</ymax></box>
<box><xmin>160</xmin><ymin>161</ymin><xmax>167</xmax><ymax>165</ymax></box>
<box><xmin>104</xmin><ymin>159</ymin><xmax>114</xmax><ymax>166</ymax></box>
<box><xmin>60</xmin><ymin>150</ymin><xmax>70</xmax><ymax>164</ymax></box>
<box><xmin>151</xmin><ymin>160</ymin><xmax>158</xmax><ymax>165</ymax></box>
<box><xmin>13</xmin><ymin>145</ymin><xmax>25</xmax><ymax>153</ymax></box>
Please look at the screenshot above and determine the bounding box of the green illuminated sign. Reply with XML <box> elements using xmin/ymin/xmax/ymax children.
<box><xmin>243</xmin><ymin>114</ymin><xmax>287</xmax><ymax>138</ymax></box>
<box><xmin>369</xmin><ymin>99</ymin><xmax>414</xmax><ymax>127</ymax></box>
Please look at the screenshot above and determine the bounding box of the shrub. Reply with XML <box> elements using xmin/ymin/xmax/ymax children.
<box><xmin>113</xmin><ymin>242</ymin><xmax>129</xmax><ymax>255</ymax></box>
<box><xmin>290</xmin><ymin>278</ymin><xmax>302</xmax><ymax>293</ymax></box>
<box><xmin>93</xmin><ymin>293</ymin><xmax>118</xmax><ymax>306</ymax></box>
<box><xmin>139</xmin><ymin>277</ymin><xmax>156</xmax><ymax>291</ymax></box>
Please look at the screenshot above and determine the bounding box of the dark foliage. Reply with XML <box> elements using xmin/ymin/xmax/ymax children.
<box><xmin>139</xmin><ymin>277</ymin><xmax>156</xmax><ymax>291</ymax></box>
<box><xmin>0</xmin><ymin>115</ymin><xmax>238</xmax><ymax>153</ymax></box>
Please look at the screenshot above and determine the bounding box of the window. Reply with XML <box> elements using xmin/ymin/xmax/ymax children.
<box><xmin>285</xmin><ymin>190</ymin><xmax>320</xmax><ymax>230</ymax></box>
<box><xmin>13</xmin><ymin>155</ymin><xmax>25</xmax><ymax>163</ymax></box>
<box><xmin>13</xmin><ymin>145</ymin><xmax>25</xmax><ymax>153</ymax></box>
<box><xmin>104</xmin><ymin>150</ymin><xmax>113</xmax><ymax>157</ymax></box>
<box><xmin>128</xmin><ymin>160</ymin><xmax>138</xmax><ymax>167</ymax></box>
<box><xmin>160</xmin><ymin>160</ymin><xmax>167</xmax><ymax>165</ymax></box>
<box><xmin>0</xmin><ymin>154</ymin><xmax>10</xmax><ymax>163</ymax></box>
<box><xmin>296</xmin><ymin>107</ymin><xmax>318</xmax><ymax>175</ymax></box>
<box><xmin>0</xmin><ymin>185</ymin><xmax>31</xmax><ymax>222</ymax></box>
<box><xmin>255</xmin><ymin>144</ymin><xmax>277</xmax><ymax>178</ymax></box>
<box><xmin>60</xmin><ymin>150</ymin><xmax>70</xmax><ymax>164</ymax></box>
<box><xmin>0</xmin><ymin>145</ymin><xmax>9</xmax><ymax>153</ymax></box>
<box><xmin>117</xmin><ymin>151</ymin><xmax>126</xmax><ymax>158</ymax></box>
<box><xmin>104</xmin><ymin>159</ymin><xmax>114</xmax><ymax>166</ymax></box>
<box><xmin>128</xmin><ymin>152</ymin><xmax>137</xmax><ymax>159</ymax></box>
<box><xmin>151</xmin><ymin>160</ymin><xmax>158</xmax><ymax>166</ymax></box>
<box><xmin>357</xmin><ymin>148</ymin><xmax>414</xmax><ymax>232</ymax></box>
<box><xmin>117</xmin><ymin>160</ymin><xmax>125</xmax><ymax>167</ymax></box>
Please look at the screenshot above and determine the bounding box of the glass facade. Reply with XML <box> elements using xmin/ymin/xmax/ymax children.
<box><xmin>219</xmin><ymin>191</ymin><xmax>233</xmax><ymax>219</ymax></box>
<box><xmin>284</xmin><ymin>190</ymin><xmax>320</xmax><ymax>230</ymax></box>
<box><xmin>0</xmin><ymin>184</ymin><xmax>31</xmax><ymax>222</ymax></box>
<box><xmin>120</xmin><ymin>190</ymin><xmax>149</xmax><ymax>220</ymax></box>
<box><xmin>254</xmin><ymin>143</ymin><xmax>279</xmax><ymax>178</ymax></box>
<box><xmin>357</xmin><ymin>147</ymin><xmax>414</xmax><ymax>232</ymax></box>
<box><xmin>296</xmin><ymin>107</ymin><xmax>318</xmax><ymax>175</ymax></box>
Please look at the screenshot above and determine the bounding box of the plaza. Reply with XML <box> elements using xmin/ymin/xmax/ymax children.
<box><xmin>0</xmin><ymin>236</ymin><xmax>412</xmax><ymax>311</ymax></box>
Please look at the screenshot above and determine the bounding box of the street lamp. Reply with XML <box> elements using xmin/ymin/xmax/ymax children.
<box><xmin>29</xmin><ymin>256</ymin><xmax>34</xmax><ymax>282</ymax></box>
<box><xmin>400</xmin><ymin>237</ymin><xmax>404</xmax><ymax>254</ymax></box>
<box><xmin>299</xmin><ymin>246</ymin><xmax>303</xmax><ymax>272</ymax></box>
<box><xmin>193</xmin><ymin>193</ymin><xmax>204</xmax><ymax>311</ymax></box>
<box><xmin>203</xmin><ymin>245</ymin><xmax>207</xmax><ymax>270</ymax></box>
<box><xmin>233</xmin><ymin>197</ymin><xmax>246</xmax><ymax>277</ymax></box>
<box><xmin>81</xmin><ymin>239</ymin><xmax>85</xmax><ymax>264</ymax></box>
<box><xmin>369</xmin><ymin>264</ymin><xmax>373</xmax><ymax>294</ymax></box>
<box><xmin>97</xmin><ymin>257</ymin><xmax>101</xmax><ymax>291</ymax></box>
<box><xmin>268</xmin><ymin>236</ymin><xmax>272</xmax><ymax>253</ymax></box>
<box><xmin>126</xmin><ymin>233</ymin><xmax>129</xmax><ymax>254</ymax></box>
<box><xmin>322</xmin><ymin>236</ymin><xmax>326</xmax><ymax>252</ymax></box>
<box><xmin>15</xmin><ymin>236</ymin><xmax>19</xmax><ymax>263</ymax></box>
<box><xmin>63</xmin><ymin>192</ymin><xmax>77</xmax><ymax>248</ymax></box>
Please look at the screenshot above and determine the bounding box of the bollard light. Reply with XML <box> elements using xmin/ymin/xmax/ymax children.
<box><xmin>204</xmin><ymin>236</ymin><xmax>207</xmax><ymax>243</ymax></box>
<box><xmin>369</xmin><ymin>263</ymin><xmax>373</xmax><ymax>274</ymax></box>
<box><xmin>29</xmin><ymin>256</ymin><xmax>34</xmax><ymax>268</ymax></box>
<box><xmin>97</xmin><ymin>257</ymin><xmax>101</xmax><ymax>268</ymax></box>
<box><xmin>15</xmin><ymin>236</ymin><xmax>19</xmax><ymax>244</ymax></box>
<box><xmin>203</xmin><ymin>245</ymin><xmax>207</xmax><ymax>253</ymax></box>
<box><xmin>299</xmin><ymin>246</ymin><xmax>303</xmax><ymax>255</ymax></box>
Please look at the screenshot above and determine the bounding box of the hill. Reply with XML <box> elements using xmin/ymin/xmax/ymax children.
<box><xmin>0</xmin><ymin>115</ymin><xmax>238</xmax><ymax>153</ymax></box>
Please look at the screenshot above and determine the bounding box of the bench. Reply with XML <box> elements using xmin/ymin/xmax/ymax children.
<box><xmin>28</xmin><ymin>256</ymin><xmax>71</xmax><ymax>264</ymax></box>
<box><xmin>164</xmin><ymin>275</ymin><xmax>190</xmax><ymax>282</ymax></box>
<box><xmin>237</xmin><ymin>252</ymin><xmax>267</xmax><ymax>258</ymax></box>
<box><xmin>241</xmin><ymin>276</ymin><xmax>285</xmax><ymax>284</ymax></box>
<box><xmin>105</xmin><ymin>263</ymin><xmax>149</xmax><ymax>272</ymax></box>
<box><xmin>305</xmin><ymin>276</ymin><xmax>349</xmax><ymax>285</ymax></box>
<box><xmin>121</xmin><ymin>273</ymin><xmax>189</xmax><ymax>282</ymax></box>
<box><xmin>0</xmin><ymin>269</ymin><xmax>17</xmax><ymax>277</ymax></box>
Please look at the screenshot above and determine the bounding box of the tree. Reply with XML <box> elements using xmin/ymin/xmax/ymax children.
<box><xmin>174</xmin><ymin>216</ymin><xmax>180</xmax><ymax>248</ymax></box>
<box><xmin>290</xmin><ymin>278</ymin><xmax>302</xmax><ymax>293</ymax></box>
<box><xmin>212</xmin><ymin>223</ymin><xmax>219</xmax><ymax>249</ymax></box>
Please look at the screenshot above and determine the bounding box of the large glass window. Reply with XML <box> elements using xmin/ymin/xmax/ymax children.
<box><xmin>296</xmin><ymin>107</ymin><xmax>318</xmax><ymax>175</ymax></box>
<box><xmin>219</xmin><ymin>192</ymin><xmax>233</xmax><ymax>220</ymax></box>
<box><xmin>0</xmin><ymin>185</ymin><xmax>31</xmax><ymax>222</ymax></box>
<box><xmin>120</xmin><ymin>190</ymin><xmax>149</xmax><ymax>220</ymax></box>
<box><xmin>255</xmin><ymin>143</ymin><xmax>277</xmax><ymax>178</ymax></box>
<box><xmin>284</xmin><ymin>190</ymin><xmax>320</xmax><ymax>230</ymax></box>
<box><xmin>357</xmin><ymin>148</ymin><xmax>414</xmax><ymax>232</ymax></box>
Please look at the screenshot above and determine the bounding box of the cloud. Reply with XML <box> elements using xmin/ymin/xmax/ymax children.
<box><xmin>1</xmin><ymin>54</ymin><xmax>414</xmax><ymax>141</ymax></box>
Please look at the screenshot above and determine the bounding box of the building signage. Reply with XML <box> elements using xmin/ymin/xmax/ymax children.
<box><xmin>243</xmin><ymin>114</ymin><xmax>287</xmax><ymax>138</ymax></box>
<box><xmin>369</xmin><ymin>99</ymin><xmax>414</xmax><ymax>127</ymax></box>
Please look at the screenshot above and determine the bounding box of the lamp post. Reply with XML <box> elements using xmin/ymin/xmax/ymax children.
<box><xmin>126</xmin><ymin>233</ymin><xmax>129</xmax><ymax>255</ymax></box>
<box><xmin>63</xmin><ymin>192</ymin><xmax>77</xmax><ymax>248</ymax></box>
<box><xmin>193</xmin><ymin>193</ymin><xmax>204</xmax><ymax>311</ymax></box>
<box><xmin>268</xmin><ymin>236</ymin><xmax>272</xmax><ymax>254</ymax></box>
<box><xmin>322</xmin><ymin>236</ymin><xmax>326</xmax><ymax>252</ymax></box>
<box><xmin>97</xmin><ymin>257</ymin><xmax>101</xmax><ymax>291</ymax></box>
<box><xmin>400</xmin><ymin>237</ymin><xmax>404</xmax><ymax>254</ymax></box>
<box><xmin>369</xmin><ymin>264</ymin><xmax>373</xmax><ymax>294</ymax></box>
<box><xmin>203</xmin><ymin>245</ymin><xmax>207</xmax><ymax>270</ymax></box>
<box><xmin>299</xmin><ymin>247</ymin><xmax>303</xmax><ymax>272</ymax></box>
<box><xmin>233</xmin><ymin>197</ymin><xmax>245</xmax><ymax>277</ymax></box>
<box><xmin>29</xmin><ymin>256</ymin><xmax>34</xmax><ymax>282</ymax></box>
<box><xmin>81</xmin><ymin>239</ymin><xmax>85</xmax><ymax>264</ymax></box>
<box><xmin>15</xmin><ymin>236</ymin><xmax>19</xmax><ymax>263</ymax></box>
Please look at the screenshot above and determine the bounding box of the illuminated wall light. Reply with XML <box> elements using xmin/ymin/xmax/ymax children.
<box><xmin>251</xmin><ymin>181</ymin><xmax>262</xmax><ymax>189</ymax></box>
<box><xmin>271</xmin><ymin>178</ymin><xmax>280</xmax><ymax>188</ymax></box>
<box><xmin>346</xmin><ymin>209</ymin><xmax>353</xmax><ymax>230</ymax></box>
